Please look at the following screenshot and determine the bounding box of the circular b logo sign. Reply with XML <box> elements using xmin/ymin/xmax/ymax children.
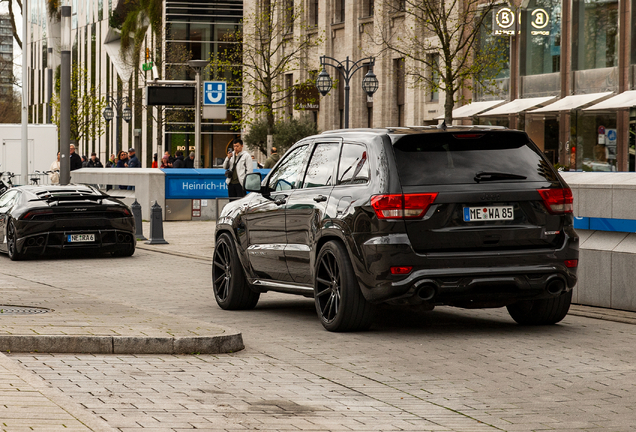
<box><xmin>496</xmin><ymin>7</ymin><xmax>515</xmax><ymax>29</ymax></box>
<box><xmin>531</xmin><ymin>8</ymin><xmax>549</xmax><ymax>29</ymax></box>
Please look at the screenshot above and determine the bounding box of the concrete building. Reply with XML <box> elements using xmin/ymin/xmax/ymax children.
<box><xmin>25</xmin><ymin>0</ymin><xmax>242</xmax><ymax>167</ymax></box>
<box><xmin>0</xmin><ymin>14</ymin><xmax>13</xmax><ymax>96</ymax></box>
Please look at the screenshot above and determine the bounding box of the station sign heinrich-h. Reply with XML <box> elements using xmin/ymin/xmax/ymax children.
<box><xmin>203</xmin><ymin>81</ymin><xmax>227</xmax><ymax>105</ymax></box>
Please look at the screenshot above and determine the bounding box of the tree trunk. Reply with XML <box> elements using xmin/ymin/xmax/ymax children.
<box><xmin>444</xmin><ymin>88</ymin><xmax>455</xmax><ymax>126</ymax></box>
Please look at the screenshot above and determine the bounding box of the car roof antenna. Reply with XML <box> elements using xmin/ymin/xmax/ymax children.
<box><xmin>438</xmin><ymin>120</ymin><xmax>447</xmax><ymax>131</ymax></box>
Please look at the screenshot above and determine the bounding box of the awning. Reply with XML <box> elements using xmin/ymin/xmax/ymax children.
<box><xmin>584</xmin><ymin>90</ymin><xmax>636</xmax><ymax>111</ymax></box>
<box><xmin>529</xmin><ymin>92</ymin><xmax>613</xmax><ymax>113</ymax></box>
<box><xmin>434</xmin><ymin>100</ymin><xmax>505</xmax><ymax>120</ymax></box>
<box><xmin>478</xmin><ymin>96</ymin><xmax>557</xmax><ymax>116</ymax></box>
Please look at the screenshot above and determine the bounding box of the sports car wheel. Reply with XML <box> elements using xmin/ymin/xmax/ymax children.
<box><xmin>212</xmin><ymin>233</ymin><xmax>259</xmax><ymax>310</ymax></box>
<box><xmin>314</xmin><ymin>241</ymin><xmax>374</xmax><ymax>332</ymax></box>
<box><xmin>7</xmin><ymin>220</ymin><xmax>23</xmax><ymax>261</ymax></box>
<box><xmin>112</xmin><ymin>242</ymin><xmax>135</xmax><ymax>257</ymax></box>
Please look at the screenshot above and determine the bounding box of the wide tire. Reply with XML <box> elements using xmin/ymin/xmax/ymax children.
<box><xmin>507</xmin><ymin>290</ymin><xmax>572</xmax><ymax>325</ymax></box>
<box><xmin>212</xmin><ymin>233</ymin><xmax>259</xmax><ymax>310</ymax></box>
<box><xmin>112</xmin><ymin>241</ymin><xmax>135</xmax><ymax>257</ymax></box>
<box><xmin>314</xmin><ymin>241</ymin><xmax>374</xmax><ymax>332</ymax></box>
<box><xmin>6</xmin><ymin>220</ymin><xmax>23</xmax><ymax>261</ymax></box>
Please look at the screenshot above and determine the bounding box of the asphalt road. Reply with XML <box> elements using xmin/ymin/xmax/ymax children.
<box><xmin>5</xmin><ymin>247</ymin><xmax>636</xmax><ymax>431</ymax></box>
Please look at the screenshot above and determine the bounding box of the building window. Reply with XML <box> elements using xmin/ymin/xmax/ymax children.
<box><xmin>310</xmin><ymin>0</ymin><xmax>319</xmax><ymax>25</ymax></box>
<box><xmin>394</xmin><ymin>58</ymin><xmax>405</xmax><ymax>127</ymax></box>
<box><xmin>285</xmin><ymin>73</ymin><xmax>294</xmax><ymax>118</ymax></box>
<box><xmin>521</xmin><ymin>0</ymin><xmax>561</xmax><ymax>75</ymax></box>
<box><xmin>572</xmin><ymin>0</ymin><xmax>618</xmax><ymax>70</ymax></box>
<box><xmin>363</xmin><ymin>0</ymin><xmax>374</xmax><ymax>17</ymax></box>
<box><xmin>335</xmin><ymin>0</ymin><xmax>345</xmax><ymax>23</ymax></box>
<box><xmin>285</xmin><ymin>0</ymin><xmax>294</xmax><ymax>34</ymax></box>
<box><xmin>428</xmin><ymin>54</ymin><xmax>439</xmax><ymax>102</ymax></box>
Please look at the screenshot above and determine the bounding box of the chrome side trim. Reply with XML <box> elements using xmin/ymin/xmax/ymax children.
<box><xmin>251</xmin><ymin>279</ymin><xmax>314</xmax><ymax>297</ymax></box>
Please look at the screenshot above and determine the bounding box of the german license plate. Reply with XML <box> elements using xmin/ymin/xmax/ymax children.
<box><xmin>463</xmin><ymin>206</ymin><xmax>514</xmax><ymax>222</ymax></box>
<box><xmin>67</xmin><ymin>234</ymin><xmax>95</xmax><ymax>242</ymax></box>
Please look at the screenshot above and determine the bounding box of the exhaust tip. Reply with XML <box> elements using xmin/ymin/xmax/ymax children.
<box><xmin>27</xmin><ymin>238</ymin><xmax>35</xmax><ymax>246</ymax></box>
<box><xmin>117</xmin><ymin>234</ymin><xmax>124</xmax><ymax>243</ymax></box>
<box><xmin>415</xmin><ymin>282</ymin><xmax>437</xmax><ymax>301</ymax></box>
<box><xmin>546</xmin><ymin>279</ymin><xmax>565</xmax><ymax>296</ymax></box>
<box><xmin>36</xmin><ymin>237</ymin><xmax>45</xmax><ymax>246</ymax></box>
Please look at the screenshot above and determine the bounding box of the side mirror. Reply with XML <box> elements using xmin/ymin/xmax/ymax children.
<box><xmin>244</xmin><ymin>172</ymin><xmax>263</xmax><ymax>193</ymax></box>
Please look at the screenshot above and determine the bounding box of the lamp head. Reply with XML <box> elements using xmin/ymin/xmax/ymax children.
<box><xmin>102</xmin><ymin>105</ymin><xmax>114</xmax><ymax>122</ymax></box>
<box><xmin>316</xmin><ymin>69</ymin><xmax>333</xmax><ymax>96</ymax></box>
<box><xmin>362</xmin><ymin>69</ymin><xmax>379</xmax><ymax>97</ymax></box>
<box><xmin>122</xmin><ymin>106</ymin><xmax>132</xmax><ymax>123</ymax></box>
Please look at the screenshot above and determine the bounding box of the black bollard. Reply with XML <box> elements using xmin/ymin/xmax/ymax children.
<box><xmin>145</xmin><ymin>201</ymin><xmax>169</xmax><ymax>245</ymax></box>
<box><xmin>131</xmin><ymin>199</ymin><xmax>147</xmax><ymax>241</ymax></box>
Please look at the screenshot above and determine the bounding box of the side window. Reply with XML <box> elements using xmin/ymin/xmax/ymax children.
<box><xmin>268</xmin><ymin>145</ymin><xmax>309</xmax><ymax>191</ymax></box>
<box><xmin>0</xmin><ymin>190</ymin><xmax>17</xmax><ymax>208</ymax></box>
<box><xmin>337</xmin><ymin>143</ymin><xmax>370</xmax><ymax>185</ymax></box>
<box><xmin>303</xmin><ymin>143</ymin><xmax>341</xmax><ymax>188</ymax></box>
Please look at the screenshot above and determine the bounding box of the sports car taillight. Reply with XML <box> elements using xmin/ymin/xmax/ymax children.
<box><xmin>537</xmin><ymin>188</ymin><xmax>573</xmax><ymax>214</ymax></box>
<box><xmin>107</xmin><ymin>207</ymin><xmax>131</xmax><ymax>216</ymax></box>
<box><xmin>22</xmin><ymin>209</ymin><xmax>53</xmax><ymax>220</ymax></box>
<box><xmin>371</xmin><ymin>193</ymin><xmax>438</xmax><ymax>219</ymax></box>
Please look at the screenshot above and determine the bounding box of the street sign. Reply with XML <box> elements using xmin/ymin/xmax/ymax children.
<box><xmin>493</xmin><ymin>7</ymin><xmax>516</xmax><ymax>36</ymax></box>
<box><xmin>142</xmin><ymin>62</ymin><xmax>153</xmax><ymax>71</ymax></box>
<box><xmin>145</xmin><ymin>86</ymin><xmax>195</xmax><ymax>106</ymax></box>
<box><xmin>203</xmin><ymin>81</ymin><xmax>227</xmax><ymax>106</ymax></box>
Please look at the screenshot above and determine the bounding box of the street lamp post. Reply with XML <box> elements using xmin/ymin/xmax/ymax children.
<box><xmin>188</xmin><ymin>59</ymin><xmax>210</xmax><ymax>169</ymax></box>
<box><xmin>316</xmin><ymin>56</ymin><xmax>379</xmax><ymax>129</ymax></box>
<box><xmin>59</xmin><ymin>6</ymin><xmax>72</xmax><ymax>185</ymax></box>
<box><xmin>102</xmin><ymin>96</ymin><xmax>132</xmax><ymax>157</ymax></box>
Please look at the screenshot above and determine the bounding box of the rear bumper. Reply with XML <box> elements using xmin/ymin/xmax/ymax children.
<box><xmin>16</xmin><ymin>229</ymin><xmax>135</xmax><ymax>256</ymax></box>
<box><xmin>355</xmin><ymin>231</ymin><xmax>578</xmax><ymax>305</ymax></box>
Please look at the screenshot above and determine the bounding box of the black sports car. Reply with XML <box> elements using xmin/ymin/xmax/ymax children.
<box><xmin>0</xmin><ymin>184</ymin><xmax>135</xmax><ymax>260</ymax></box>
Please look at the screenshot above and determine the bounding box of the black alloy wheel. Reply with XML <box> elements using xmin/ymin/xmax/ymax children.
<box><xmin>314</xmin><ymin>241</ymin><xmax>374</xmax><ymax>332</ymax></box>
<box><xmin>212</xmin><ymin>233</ymin><xmax>259</xmax><ymax>310</ymax></box>
<box><xmin>7</xmin><ymin>220</ymin><xmax>23</xmax><ymax>261</ymax></box>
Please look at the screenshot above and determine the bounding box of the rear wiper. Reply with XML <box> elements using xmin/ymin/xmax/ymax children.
<box><xmin>474</xmin><ymin>171</ymin><xmax>527</xmax><ymax>183</ymax></box>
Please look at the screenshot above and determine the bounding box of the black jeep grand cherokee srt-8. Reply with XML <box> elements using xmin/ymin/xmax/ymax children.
<box><xmin>213</xmin><ymin>127</ymin><xmax>578</xmax><ymax>331</ymax></box>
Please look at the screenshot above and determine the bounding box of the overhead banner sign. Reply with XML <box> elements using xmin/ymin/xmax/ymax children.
<box><xmin>492</xmin><ymin>7</ymin><xmax>516</xmax><ymax>36</ymax></box>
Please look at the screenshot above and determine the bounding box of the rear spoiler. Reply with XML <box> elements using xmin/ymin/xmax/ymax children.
<box><xmin>29</xmin><ymin>195</ymin><xmax>104</xmax><ymax>204</ymax></box>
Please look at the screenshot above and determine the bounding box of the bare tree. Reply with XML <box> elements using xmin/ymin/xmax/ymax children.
<box><xmin>374</xmin><ymin>0</ymin><xmax>506</xmax><ymax>124</ymax></box>
<box><xmin>211</xmin><ymin>0</ymin><xmax>324</xmax><ymax>145</ymax></box>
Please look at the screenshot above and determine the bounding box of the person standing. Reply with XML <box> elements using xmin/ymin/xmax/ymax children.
<box><xmin>87</xmin><ymin>152</ymin><xmax>103</xmax><ymax>168</ymax></box>
<box><xmin>263</xmin><ymin>146</ymin><xmax>280</xmax><ymax>168</ymax></box>
<box><xmin>172</xmin><ymin>150</ymin><xmax>186</xmax><ymax>168</ymax></box>
<box><xmin>151</xmin><ymin>153</ymin><xmax>158</xmax><ymax>168</ymax></box>
<box><xmin>127</xmin><ymin>148</ymin><xmax>141</xmax><ymax>168</ymax></box>
<box><xmin>223</xmin><ymin>138</ymin><xmax>253</xmax><ymax>198</ymax></box>
<box><xmin>185</xmin><ymin>152</ymin><xmax>195</xmax><ymax>168</ymax></box>
<box><xmin>106</xmin><ymin>153</ymin><xmax>116</xmax><ymax>168</ymax></box>
<box><xmin>49</xmin><ymin>152</ymin><xmax>60</xmax><ymax>184</ymax></box>
<box><xmin>160</xmin><ymin>155</ymin><xmax>171</xmax><ymax>168</ymax></box>
<box><xmin>81</xmin><ymin>155</ymin><xmax>89</xmax><ymax>167</ymax></box>
<box><xmin>69</xmin><ymin>144</ymin><xmax>83</xmax><ymax>171</ymax></box>
<box><xmin>116</xmin><ymin>150</ymin><xmax>128</xmax><ymax>167</ymax></box>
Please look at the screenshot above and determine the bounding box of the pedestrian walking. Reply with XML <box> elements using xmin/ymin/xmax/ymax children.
<box><xmin>172</xmin><ymin>150</ymin><xmax>186</xmax><ymax>168</ymax></box>
<box><xmin>263</xmin><ymin>146</ymin><xmax>280</xmax><ymax>168</ymax></box>
<box><xmin>69</xmin><ymin>144</ymin><xmax>83</xmax><ymax>171</ymax></box>
<box><xmin>87</xmin><ymin>152</ymin><xmax>103</xmax><ymax>168</ymax></box>
<box><xmin>49</xmin><ymin>152</ymin><xmax>60</xmax><ymax>184</ymax></box>
<box><xmin>106</xmin><ymin>153</ymin><xmax>116</xmax><ymax>168</ymax></box>
<box><xmin>127</xmin><ymin>148</ymin><xmax>141</xmax><ymax>168</ymax></box>
<box><xmin>185</xmin><ymin>152</ymin><xmax>195</xmax><ymax>168</ymax></box>
<box><xmin>223</xmin><ymin>138</ymin><xmax>253</xmax><ymax>198</ymax></box>
<box><xmin>116</xmin><ymin>150</ymin><xmax>128</xmax><ymax>167</ymax></box>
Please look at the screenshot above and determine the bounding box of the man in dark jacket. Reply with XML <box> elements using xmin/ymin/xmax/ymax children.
<box><xmin>263</xmin><ymin>147</ymin><xmax>280</xmax><ymax>168</ymax></box>
<box><xmin>172</xmin><ymin>150</ymin><xmax>185</xmax><ymax>168</ymax></box>
<box><xmin>127</xmin><ymin>148</ymin><xmax>141</xmax><ymax>168</ymax></box>
<box><xmin>69</xmin><ymin>144</ymin><xmax>83</xmax><ymax>171</ymax></box>
<box><xmin>87</xmin><ymin>152</ymin><xmax>103</xmax><ymax>168</ymax></box>
<box><xmin>184</xmin><ymin>152</ymin><xmax>195</xmax><ymax>168</ymax></box>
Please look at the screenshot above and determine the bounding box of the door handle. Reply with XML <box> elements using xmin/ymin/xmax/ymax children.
<box><xmin>274</xmin><ymin>197</ymin><xmax>286</xmax><ymax>205</ymax></box>
<box><xmin>313</xmin><ymin>195</ymin><xmax>327</xmax><ymax>203</ymax></box>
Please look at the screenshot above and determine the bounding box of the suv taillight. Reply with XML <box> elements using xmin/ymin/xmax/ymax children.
<box><xmin>537</xmin><ymin>188</ymin><xmax>573</xmax><ymax>214</ymax></box>
<box><xmin>371</xmin><ymin>193</ymin><xmax>438</xmax><ymax>219</ymax></box>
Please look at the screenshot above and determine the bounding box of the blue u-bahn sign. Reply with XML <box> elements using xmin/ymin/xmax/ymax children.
<box><xmin>203</xmin><ymin>81</ymin><xmax>227</xmax><ymax>106</ymax></box>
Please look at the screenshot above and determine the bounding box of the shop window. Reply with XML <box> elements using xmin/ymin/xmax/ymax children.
<box><xmin>477</xmin><ymin>9</ymin><xmax>510</xmax><ymax>80</ymax></box>
<box><xmin>521</xmin><ymin>0</ymin><xmax>561</xmax><ymax>76</ymax></box>
<box><xmin>571</xmin><ymin>113</ymin><xmax>617</xmax><ymax>171</ymax></box>
<box><xmin>572</xmin><ymin>0</ymin><xmax>618</xmax><ymax>71</ymax></box>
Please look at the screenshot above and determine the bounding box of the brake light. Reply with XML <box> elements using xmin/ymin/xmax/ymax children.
<box><xmin>564</xmin><ymin>259</ymin><xmax>578</xmax><ymax>268</ymax></box>
<box><xmin>453</xmin><ymin>133</ymin><xmax>484</xmax><ymax>139</ymax></box>
<box><xmin>390</xmin><ymin>266</ymin><xmax>413</xmax><ymax>275</ymax></box>
<box><xmin>371</xmin><ymin>193</ymin><xmax>438</xmax><ymax>219</ymax></box>
<box><xmin>22</xmin><ymin>209</ymin><xmax>53</xmax><ymax>220</ymax></box>
<box><xmin>107</xmin><ymin>207</ymin><xmax>131</xmax><ymax>216</ymax></box>
<box><xmin>537</xmin><ymin>188</ymin><xmax>573</xmax><ymax>214</ymax></box>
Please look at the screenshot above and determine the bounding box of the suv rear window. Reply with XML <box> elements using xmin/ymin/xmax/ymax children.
<box><xmin>393</xmin><ymin>131</ymin><xmax>558</xmax><ymax>186</ymax></box>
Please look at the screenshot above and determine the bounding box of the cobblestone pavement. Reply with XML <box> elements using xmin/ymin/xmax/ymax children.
<box><xmin>2</xmin><ymin>224</ymin><xmax>636</xmax><ymax>431</ymax></box>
